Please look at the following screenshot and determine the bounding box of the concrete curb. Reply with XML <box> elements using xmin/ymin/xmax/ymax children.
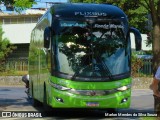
<box><xmin>0</xmin><ymin>76</ymin><xmax>24</xmax><ymax>86</ymax></box>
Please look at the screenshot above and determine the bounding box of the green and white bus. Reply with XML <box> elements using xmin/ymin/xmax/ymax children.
<box><xmin>29</xmin><ymin>3</ymin><xmax>142</xmax><ymax>110</ymax></box>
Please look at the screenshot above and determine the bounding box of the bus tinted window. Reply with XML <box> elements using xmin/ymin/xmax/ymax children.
<box><xmin>53</xmin><ymin>20</ymin><xmax>130</xmax><ymax>78</ymax></box>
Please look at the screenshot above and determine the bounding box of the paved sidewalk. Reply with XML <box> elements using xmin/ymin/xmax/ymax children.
<box><xmin>131</xmin><ymin>89</ymin><xmax>153</xmax><ymax>96</ymax></box>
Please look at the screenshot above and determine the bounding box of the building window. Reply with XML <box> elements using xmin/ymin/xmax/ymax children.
<box><xmin>2</xmin><ymin>16</ymin><xmax>40</xmax><ymax>24</ymax></box>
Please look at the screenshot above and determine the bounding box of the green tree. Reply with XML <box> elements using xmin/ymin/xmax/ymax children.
<box><xmin>107</xmin><ymin>0</ymin><xmax>148</xmax><ymax>33</ymax></box>
<box><xmin>0</xmin><ymin>0</ymin><xmax>14</xmax><ymax>10</ymax></box>
<box><xmin>0</xmin><ymin>0</ymin><xmax>14</xmax><ymax>5</ymax></box>
<box><xmin>14</xmin><ymin>0</ymin><xmax>36</xmax><ymax>14</ymax></box>
<box><xmin>0</xmin><ymin>0</ymin><xmax>36</xmax><ymax>14</ymax></box>
<box><xmin>0</xmin><ymin>24</ymin><xmax>16</xmax><ymax>72</ymax></box>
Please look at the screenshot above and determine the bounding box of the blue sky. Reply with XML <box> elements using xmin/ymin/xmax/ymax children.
<box><xmin>33</xmin><ymin>0</ymin><xmax>69</xmax><ymax>8</ymax></box>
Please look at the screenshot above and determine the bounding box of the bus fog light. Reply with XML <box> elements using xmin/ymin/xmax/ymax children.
<box><xmin>121</xmin><ymin>98</ymin><xmax>128</xmax><ymax>103</ymax></box>
<box><xmin>55</xmin><ymin>97</ymin><xmax>64</xmax><ymax>103</ymax></box>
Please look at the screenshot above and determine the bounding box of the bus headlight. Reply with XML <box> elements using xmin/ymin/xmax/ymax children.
<box><xmin>50</xmin><ymin>82</ymin><xmax>71</xmax><ymax>91</ymax></box>
<box><xmin>117</xmin><ymin>85</ymin><xmax>131</xmax><ymax>91</ymax></box>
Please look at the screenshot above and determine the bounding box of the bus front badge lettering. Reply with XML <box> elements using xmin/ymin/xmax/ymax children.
<box><xmin>89</xmin><ymin>91</ymin><xmax>96</xmax><ymax>96</ymax></box>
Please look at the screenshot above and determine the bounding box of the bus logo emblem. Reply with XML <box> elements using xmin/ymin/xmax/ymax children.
<box><xmin>89</xmin><ymin>91</ymin><xmax>96</xmax><ymax>96</ymax></box>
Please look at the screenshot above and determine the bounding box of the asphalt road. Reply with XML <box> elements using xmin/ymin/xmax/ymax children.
<box><xmin>0</xmin><ymin>87</ymin><xmax>155</xmax><ymax>119</ymax></box>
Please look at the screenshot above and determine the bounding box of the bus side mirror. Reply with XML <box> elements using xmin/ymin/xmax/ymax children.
<box><xmin>129</xmin><ymin>27</ymin><xmax>142</xmax><ymax>51</ymax></box>
<box><xmin>44</xmin><ymin>27</ymin><xmax>51</xmax><ymax>49</ymax></box>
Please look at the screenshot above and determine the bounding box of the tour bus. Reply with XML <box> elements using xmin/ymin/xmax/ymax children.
<box><xmin>29</xmin><ymin>3</ymin><xmax>142</xmax><ymax>110</ymax></box>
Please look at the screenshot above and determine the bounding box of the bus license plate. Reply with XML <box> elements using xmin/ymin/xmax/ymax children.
<box><xmin>86</xmin><ymin>102</ymin><xmax>99</xmax><ymax>107</ymax></box>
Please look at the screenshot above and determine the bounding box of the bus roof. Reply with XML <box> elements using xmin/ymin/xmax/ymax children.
<box><xmin>50</xmin><ymin>3</ymin><xmax>127</xmax><ymax>19</ymax></box>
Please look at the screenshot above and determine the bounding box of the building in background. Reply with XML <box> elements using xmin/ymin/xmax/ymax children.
<box><xmin>0</xmin><ymin>14</ymin><xmax>42</xmax><ymax>72</ymax></box>
<box><xmin>0</xmin><ymin>0</ymin><xmax>69</xmax><ymax>72</ymax></box>
<box><xmin>130</xmin><ymin>33</ymin><xmax>152</xmax><ymax>51</ymax></box>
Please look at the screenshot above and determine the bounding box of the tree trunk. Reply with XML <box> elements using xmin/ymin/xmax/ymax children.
<box><xmin>152</xmin><ymin>24</ymin><xmax>160</xmax><ymax>75</ymax></box>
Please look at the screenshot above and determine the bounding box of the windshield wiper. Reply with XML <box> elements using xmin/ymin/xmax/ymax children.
<box><xmin>71</xmin><ymin>51</ymin><xmax>113</xmax><ymax>80</ymax></box>
<box><xmin>90</xmin><ymin>37</ymin><xmax>113</xmax><ymax>79</ymax></box>
<box><xmin>95</xmin><ymin>54</ymin><xmax>113</xmax><ymax>80</ymax></box>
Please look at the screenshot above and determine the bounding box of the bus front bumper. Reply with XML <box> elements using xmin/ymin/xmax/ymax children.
<box><xmin>48</xmin><ymin>88</ymin><xmax>131</xmax><ymax>108</ymax></box>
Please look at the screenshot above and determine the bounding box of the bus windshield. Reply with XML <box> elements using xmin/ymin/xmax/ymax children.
<box><xmin>53</xmin><ymin>19</ymin><xmax>130</xmax><ymax>80</ymax></box>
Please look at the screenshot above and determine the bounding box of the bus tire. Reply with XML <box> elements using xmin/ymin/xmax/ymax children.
<box><xmin>33</xmin><ymin>98</ymin><xmax>41</xmax><ymax>107</ymax></box>
<box><xmin>32</xmin><ymin>84</ymin><xmax>42</xmax><ymax>107</ymax></box>
<box><xmin>43</xmin><ymin>84</ymin><xmax>52</xmax><ymax>111</ymax></box>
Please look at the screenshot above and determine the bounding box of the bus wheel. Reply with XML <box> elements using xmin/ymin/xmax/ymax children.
<box><xmin>33</xmin><ymin>98</ymin><xmax>41</xmax><ymax>107</ymax></box>
<box><xmin>43</xmin><ymin>85</ymin><xmax>52</xmax><ymax>112</ymax></box>
<box><xmin>32</xmin><ymin>84</ymin><xmax>42</xmax><ymax>107</ymax></box>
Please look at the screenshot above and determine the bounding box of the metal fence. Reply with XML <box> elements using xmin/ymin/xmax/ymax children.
<box><xmin>5</xmin><ymin>58</ymin><xmax>28</xmax><ymax>71</ymax></box>
<box><xmin>138</xmin><ymin>59</ymin><xmax>152</xmax><ymax>76</ymax></box>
